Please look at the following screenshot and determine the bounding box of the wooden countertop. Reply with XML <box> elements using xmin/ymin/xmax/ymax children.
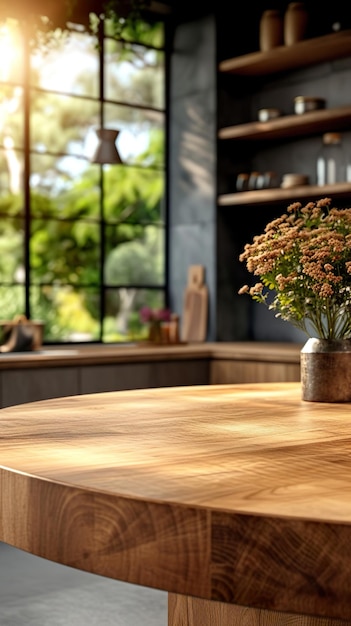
<box><xmin>1</xmin><ymin>382</ymin><xmax>350</xmax><ymax>622</ymax></box>
<box><xmin>0</xmin><ymin>341</ymin><xmax>302</xmax><ymax>369</ymax></box>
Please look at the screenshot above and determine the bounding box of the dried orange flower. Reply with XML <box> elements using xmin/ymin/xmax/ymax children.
<box><xmin>238</xmin><ymin>197</ymin><xmax>351</xmax><ymax>339</ymax></box>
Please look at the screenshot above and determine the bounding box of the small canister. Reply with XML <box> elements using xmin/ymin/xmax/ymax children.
<box><xmin>258</xmin><ymin>108</ymin><xmax>282</xmax><ymax>122</ymax></box>
<box><xmin>294</xmin><ymin>96</ymin><xmax>326</xmax><ymax>114</ymax></box>
<box><xmin>236</xmin><ymin>173</ymin><xmax>249</xmax><ymax>191</ymax></box>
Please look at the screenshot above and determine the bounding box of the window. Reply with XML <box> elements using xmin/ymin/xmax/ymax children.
<box><xmin>0</xmin><ymin>14</ymin><xmax>166</xmax><ymax>344</ymax></box>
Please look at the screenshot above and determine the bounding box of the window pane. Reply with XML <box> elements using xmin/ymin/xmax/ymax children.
<box><xmin>31</xmin><ymin>285</ymin><xmax>101</xmax><ymax>342</ymax></box>
<box><xmin>30</xmin><ymin>91</ymin><xmax>100</xmax><ymax>157</ymax></box>
<box><xmin>103</xmin><ymin>166</ymin><xmax>165</xmax><ymax>224</ymax></box>
<box><xmin>103</xmin><ymin>104</ymin><xmax>164</xmax><ymax>167</ymax></box>
<box><xmin>0</xmin><ymin>85</ymin><xmax>24</xmax><ymax>150</ymax></box>
<box><xmin>104</xmin><ymin>18</ymin><xmax>165</xmax><ymax>49</ymax></box>
<box><xmin>30</xmin><ymin>155</ymin><xmax>101</xmax><ymax>219</ymax></box>
<box><xmin>104</xmin><ymin>225</ymin><xmax>165</xmax><ymax>286</ymax></box>
<box><xmin>0</xmin><ymin>20</ymin><xmax>24</xmax><ymax>84</ymax></box>
<box><xmin>30</xmin><ymin>219</ymin><xmax>101</xmax><ymax>285</ymax></box>
<box><xmin>0</xmin><ymin>216</ymin><xmax>24</xmax><ymax>282</ymax></box>
<box><xmin>0</xmin><ymin>148</ymin><xmax>24</xmax><ymax>205</ymax></box>
<box><xmin>103</xmin><ymin>287</ymin><xmax>166</xmax><ymax>342</ymax></box>
<box><xmin>0</xmin><ymin>285</ymin><xmax>25</xmax><ymax>321</ymax></box>
<box><xmin>30</xmin><ymin>30</ymin><xmax>99</xmax><ymax>98</ymax></box>
<box><xmin>105</xmin><ymin>40</ymin><xmax>164</xmax><ymax>109</ymax></box>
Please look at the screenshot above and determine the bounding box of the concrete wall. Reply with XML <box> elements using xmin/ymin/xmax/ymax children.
<box><xmin>168</xmin><ymin>14</ymin><xmax>217</xmax><ymax>341</ymax></box>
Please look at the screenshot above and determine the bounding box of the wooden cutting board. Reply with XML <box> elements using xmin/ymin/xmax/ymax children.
<box><xmin>181</xmin><ymin>265</ymin><xmax>208</xmax><ymax>342</ymax></box>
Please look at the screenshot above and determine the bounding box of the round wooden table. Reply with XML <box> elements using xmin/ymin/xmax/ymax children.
<box><xmin>1</xmin><ymin>382</ymin><xmax>351</xmax><ymax>625</ymax></box>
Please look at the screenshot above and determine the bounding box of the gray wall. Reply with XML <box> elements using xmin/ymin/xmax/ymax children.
<box><xmin>168</xmin><ymin>14</ymin><xmax>217</xmax><ymax>341</ymax></box>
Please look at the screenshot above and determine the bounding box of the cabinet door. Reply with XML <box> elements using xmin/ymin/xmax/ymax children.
<box><xmin>210</xmin><ymin>360</ymin><xmax>300</xmax><ymax>384</ymax></box>
<box><xmin>1</xmin><ymin>367</ymin><xmax>79</xmax><ymax>408</ymax></box>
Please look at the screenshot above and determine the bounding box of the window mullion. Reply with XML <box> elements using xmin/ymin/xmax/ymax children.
<box><xmin>99</xmin><ymin>19</ymin><xmax>106</xmax><ymax>341</ymax></box>
<box><xmin>23</xmin><ymin>24</ymin><xmax>31</xmax><ymax>320</ymax></box>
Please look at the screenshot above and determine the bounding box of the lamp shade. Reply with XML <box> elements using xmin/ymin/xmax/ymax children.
<box><xmin>91</xmin><ymin>128</ymin><xmax>122</xmax><ymax>164</ymax></box>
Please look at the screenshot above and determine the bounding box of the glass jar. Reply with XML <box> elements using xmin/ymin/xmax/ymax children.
<box><xmin>316</xmin><ymin>132</ymin><xmax>345</xmax><ymax>186</ymax></box>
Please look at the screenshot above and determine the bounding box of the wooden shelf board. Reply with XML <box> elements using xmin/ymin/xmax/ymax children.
<box><xmin>218</xmin><ymin>105</ymin><xmax>351</xmax><ymax>141</ymax></box>
<box><xmin>219</xmin><ymin>30</ymin><xmax>351</xmax><ymax>77</ymax></box>
<box><xmin>218</xmin><ymin>183</ymin><xmax>351</xmax><ymax>207</ymax></box>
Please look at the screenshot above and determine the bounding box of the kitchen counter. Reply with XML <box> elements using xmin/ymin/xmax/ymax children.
<box><xmin>0</xmin><ymin>341</ymin><xmax>302</xmax><ymax>369</ymax></box>
<box><xmin>0</xmin><ymin>342</ymin><xmax>302</xmax><ymax>409</ymax></box>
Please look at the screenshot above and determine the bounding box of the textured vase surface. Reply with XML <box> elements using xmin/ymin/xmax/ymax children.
<box><xmin>301</xmin><ymin>338</ymin><xmax>351</xmax><ymax>402</ymax></box>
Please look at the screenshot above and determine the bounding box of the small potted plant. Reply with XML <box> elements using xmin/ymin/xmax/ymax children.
<box><xmin>139</xmin><ymin>306</ymin><xmax>171</xmax><ymax>344</ymax></box>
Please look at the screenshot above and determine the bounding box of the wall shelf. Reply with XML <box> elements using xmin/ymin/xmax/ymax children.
<box><xmin>219</xmin><ymin>30</ymin><xmax>351</xmax><ymax>77</ymax></box>
<box><xmin>218</xmin><ymin>182</ymin><xmax>351</xmax><ymax>208</ymax></box>
<box><xmin>217</xmin><ymin>30</ymin><xmax>351</xmax><ymax>209</ymax></box>
<box><xmin>218</xmin><ymin>105</ymin><xmax>351</xmax><ymax>142</ymax></box>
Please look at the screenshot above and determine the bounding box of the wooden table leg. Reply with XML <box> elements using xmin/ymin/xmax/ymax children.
<box><xmin>168</xmin><ymin>593</ymin><xmax>351</xmax><ymax>626</ymax></box>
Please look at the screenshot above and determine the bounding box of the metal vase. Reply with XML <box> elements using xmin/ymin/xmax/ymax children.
<box><xmin>301</xmin><ymin>338</ymin><xmax>351</xmax><ymax>402</ymax></box>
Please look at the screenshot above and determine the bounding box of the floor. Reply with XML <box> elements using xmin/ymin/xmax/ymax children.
<box><xmin>0</xmin><ymin>542</ymin><xmax>167</xmax><ymax>625</ymax></box>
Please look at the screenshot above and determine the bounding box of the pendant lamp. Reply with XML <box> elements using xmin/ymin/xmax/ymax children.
<box><xmin>91</xmin><ymin>128</ymin><xmax>122</xmax><ymax>164</ymax></box>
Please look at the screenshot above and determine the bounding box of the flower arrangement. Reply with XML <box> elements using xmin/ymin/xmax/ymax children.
<box><xmin>139</xmin><ymin>306</ymin><xmax>171</xmax><ymax>344</ymax></box>
<box><xmin>238</xmin><ymin>197</ymin><xmax>351</xmax><ymax>340</ymax></box>
<box><xmin>139</xmin><ymin>307</ymin><xmax>171</xmax><ymax>324</ymax></box>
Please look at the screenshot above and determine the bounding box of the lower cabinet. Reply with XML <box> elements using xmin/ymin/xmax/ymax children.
<box><xmin>210</xmin><ymin>359</ymin><xmax>300</xmax><ymax>385</ymax></box>
<box><xmin>0</xmin><ymin>367</ymin><xmax>80</xmax><ymax>409</ymax></box>
<box><xmin>0</xmin><ymin>347</ymin><xmax>301</xmax><ymax>409</ymax></box>
<box><xmin>0</xmin><ymin>359</ymin><xmax>210</xmax><ymax>408</ymax></box>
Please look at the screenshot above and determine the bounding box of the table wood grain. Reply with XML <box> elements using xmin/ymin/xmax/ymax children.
<box><xmin>1</xmin><ymin>382</ymin><xmax>351</xmax><ymax>625</ymax></box>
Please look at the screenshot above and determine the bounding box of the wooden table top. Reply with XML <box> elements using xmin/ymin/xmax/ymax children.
<box><xmin>1</xmin><ymin>382</ymin><xmax>351</xmax><ymax>621</ymax></box>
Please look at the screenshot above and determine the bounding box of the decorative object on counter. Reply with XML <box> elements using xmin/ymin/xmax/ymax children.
<box><xmin>257</xmin><ymin>107</ymin><xmax>282</xmax><ymax>122</ymax></box>
<box><xmin>316</xmin><ymin>132</ymin><xmax>345</xmax><ymax>186</ymax></box>
<box><xmin>168</xmin><ymin>313</ymin><xmax>180</xmax><ymax>344</ymax></box>
<box><xmin>238</xmin><ymin>197</ymin><xmax>351</xmax><ymax>402</ymax></box>
<box><xmin>139</xmin><ymin>306</ymin><xmax>172</xmax><ymax>345</ymax></box>
<box><xmin>284</xmin><ymin>2</ymin><xmax>309</xmax><ymax>46</ymax></box>
<box><xmin>0</xmin><ymin>315</ymin><xmax>44</xmax><ymax>353</ymax></box>
<box><xmin>259</xmin><ymin>9</ymin><xmax>284</xmax><ymax>52</ymax></box>
<box><xmin>181</xmin><ymin>265</ymin><xmax>208</xmax><ymax>342</ymax></box>
<box><xmin>280</xmin><ymin>173</ymin><xmax>309</xmax><ymax>188</ymax></box>
<box><xmin>294</xmin><ymin>96</ymin><xmax>326</xmax><ymax>114</ymax></box>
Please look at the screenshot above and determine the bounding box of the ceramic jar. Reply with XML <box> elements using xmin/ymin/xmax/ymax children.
<box><xmin>284</xmin><ymin>2</ymin><xmax>309</xmax><ymax>46</ymax></box>
<box><xmin>301</xmin><ymin>338</ymin><xmax>351</xmax><ymax>402</ymax></box>
<box><xmin>259</xmin><ymin>9</ymin><xmax>284</xmax><ymax>52</ymax></box>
